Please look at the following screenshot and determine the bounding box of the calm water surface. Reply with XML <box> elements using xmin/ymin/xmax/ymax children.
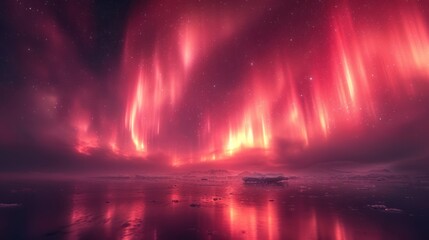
<box><xmin>0</xmin><ymin>176</ymin><xmax>428</xmax><ymax>240</ymax></box>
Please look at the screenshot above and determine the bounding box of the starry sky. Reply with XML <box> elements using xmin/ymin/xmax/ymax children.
<box><xmin>1</xmin><ymin>0</ymin><xmax>429</xmax><ymax>173</ymax></box>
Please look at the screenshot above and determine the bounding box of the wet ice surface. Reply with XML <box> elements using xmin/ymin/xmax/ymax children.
<box><xmin>0</xmin><ymin>174</ymin><xmax>428</xmax><ymax>240</ymax></box>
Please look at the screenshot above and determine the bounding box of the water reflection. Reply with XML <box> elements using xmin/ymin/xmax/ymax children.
<box><xmin>227</xmin><ymin>187</ymin><xmax>279</xmax><ymax>239</ymax></box>
<box><xmin>68</xmin><ymin>192</ymin><xmax>87</xmax><ymax>240</ymax></box>
<box><xmin>0</xmin><ymin>178</ymin><xmax>427</xmax><ymax>239</ymax></box>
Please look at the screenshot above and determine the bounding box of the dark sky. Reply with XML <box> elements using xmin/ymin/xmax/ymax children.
<box><xmin>1</xmin><ymin>0</ymin><xmax>429</xmax><ymax>174</ymax></box>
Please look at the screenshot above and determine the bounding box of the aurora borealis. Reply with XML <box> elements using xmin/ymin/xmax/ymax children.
<box><xmin>1</xmin><ymin>0</ymin><xmax>429</xmax><ymax>173</ymax></box>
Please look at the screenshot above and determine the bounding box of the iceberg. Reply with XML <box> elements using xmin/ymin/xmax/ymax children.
<box><xmin>242</xmin><ymin>173</ymin><xmax>288</xmax><ymax>184</ymax></box>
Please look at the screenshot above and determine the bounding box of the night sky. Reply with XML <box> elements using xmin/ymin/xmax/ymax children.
<box><xmin>1</xmin><ymin>0</ymin><xmax>429</xmax><ymax>173</ymax></box>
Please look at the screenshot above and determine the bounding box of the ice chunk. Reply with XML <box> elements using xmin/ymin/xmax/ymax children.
<box><xmin>368</xmin><ymin>204</ymin><xmax>387</xmax><ymax>210</ymax></box>
<box><xmin>368</xmin><ymin>204</ymin><xmax>403</xmax><ymax>213</ymax></box>
<box><xmin>384</xmin><ymin>208</ymin><xmax>403</xmax><ymax>213</ymax></box>
<box><xmin>0</xmin><ymin>203</ymin><xmax>20</xmax><ymax>208</ymax></box>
